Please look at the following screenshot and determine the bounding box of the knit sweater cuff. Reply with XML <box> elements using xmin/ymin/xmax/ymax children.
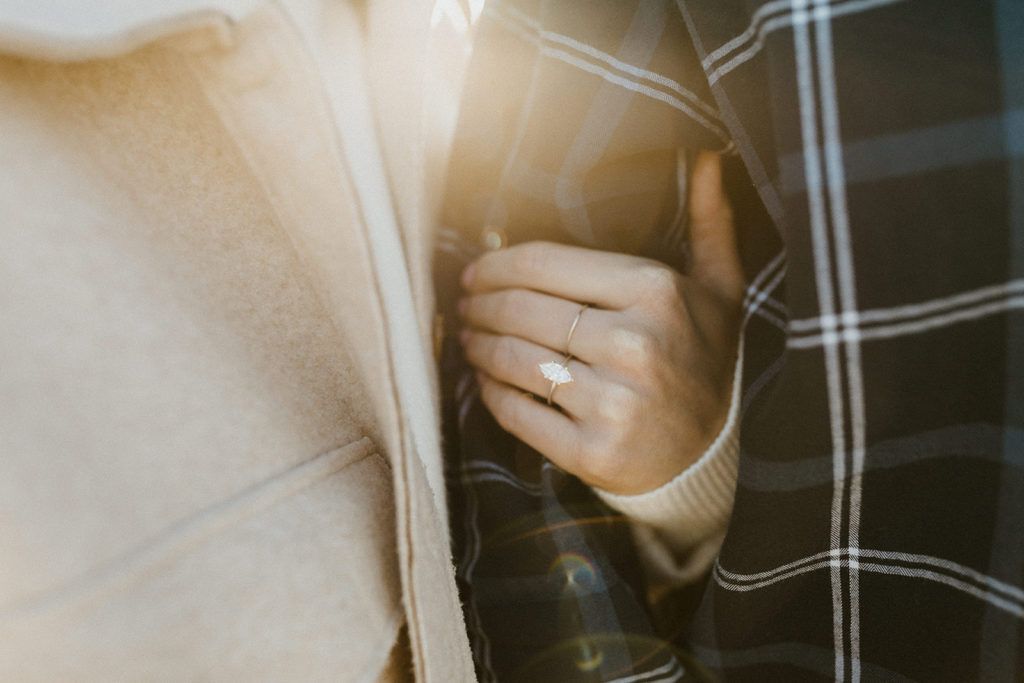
<box><xmin>593</xmin><ymin>347</ymin><xmax>742</xmax><ymax>582</ymax></box>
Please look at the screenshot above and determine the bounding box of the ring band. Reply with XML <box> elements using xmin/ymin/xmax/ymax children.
<box><xmin>540</xmin><ymin>355</ymin><xmax>573</xmax><ymax>405</ymax></box>
<box><xmin>564</xmin><ymin>304</ymin><xmax>589</xmax><ymax>357</ymax></box>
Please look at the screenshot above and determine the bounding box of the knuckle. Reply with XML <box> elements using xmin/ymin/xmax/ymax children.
<box><xmin>640</xmin><ymin>264</ymin><xmax>682</xmax><ymax>302</ymax></box>
<box><xmin>596</xmin><ymin>383</ymin><xmax>642</xmax><ymax>428</ymax></box>
<box><xmin>609</xmin><ymin>325</ymin><xmax>644</xmax><ymax>357</ymax></box>
<box><xmin>609</xmin><ymin>325</ymin><xmax>659</xmax><ymax>371</ymax></box>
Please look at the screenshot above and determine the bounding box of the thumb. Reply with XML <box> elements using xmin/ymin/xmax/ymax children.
<box><xmin>687</xmin><ymin>151</ymin><xmax>745</xmax><ymax>303</ymax></box>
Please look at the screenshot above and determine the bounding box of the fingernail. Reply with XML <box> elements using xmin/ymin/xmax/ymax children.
<box><xmin>475</xmin><ymin>370</ymin><xmax>487</xmax><ymax>386</ymax></box>
<box><xmin>461</xmin><ymin>261</ymin><xmax>476</xmax><ymax>288</ymax></box>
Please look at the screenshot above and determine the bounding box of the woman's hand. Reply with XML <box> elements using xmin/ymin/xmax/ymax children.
<box><xmin>458</xmin><ymin>152</ymin><xmax>744</xmax><ymax>496</ymax></box>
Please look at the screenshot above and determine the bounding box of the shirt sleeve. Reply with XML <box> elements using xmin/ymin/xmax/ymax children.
<box><xmin>592</xmin><ymin>343</ymin><xmax>743</xmax><ymax>586</ymax></box>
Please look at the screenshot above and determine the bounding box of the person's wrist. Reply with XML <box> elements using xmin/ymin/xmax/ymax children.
<box><xmin>592</xmin><ymin>340</ymin><xmax>744</xmax><ymax>551</ymax></box>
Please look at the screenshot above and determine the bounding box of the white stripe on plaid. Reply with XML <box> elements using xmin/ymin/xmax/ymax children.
<box><xmin>791</xmin><ymin>279</ymin><xmax>1024</xmax><ymax>331</ymax></box>
<box><xmin>792</xmin><ymin>296</ymin><xmax>1024</xmax><ymax>347</ymax></box>
<box><xmin>743</xmin><ymin>252</ymin><xmax>787</xmax><ymax>312</ymax></box>
<box><xmin>462</xmin><ymin>460</ymin><xmax>545</xmax><ymax>496</ymax></box>
<box><xmin>751</xmin><ymin>303</ymin><xmax>789</xmax><ymax>331</ymax></box>
<box><xmin>743</xmin><ymin>251</ymin><xmax>789</xmax><ymax>330</ymax></box>
<box><xmin>605</xmin><ymin>656</ymin><xmax>687</xmax><ymax>683</ymax></box>
<box><xmin>491</xmin><ymin>0</ymin><xmax>720</xmax><ymax>119</ymax></box>
<box><xmin>702</xmin><ymin>0</ymin><xmax>798</xmax><ymax>69</ymax></box>
<box><xmin>814</xmin><ymin>2</ymin><xmax>868</xmax><ymax>678</ymax></box>
<box><xmin>791</xmin><ymin>3</ymin><xmax>848</xmax><ymax>678</ymax></box>
<box><xmin>788</xmin><ymin>279</ymin><xmax>1024</xmax><ymax>341</ymax></box>
<box><xmin>756</xmin><ymin>291</ymin><xmax>789</xmax><ymax>322</ymax></box>
<box><xmin>789</xmin><ymin>294</ymin><xmax>1024</xmax><ymax>348</ymax></box>
<box><xmin>713</xmin><ymin>548</ymin><xmax>1024</xmax><ymax>617</ymax></box>
<box><xmin>704</xmin><ymin>0</ymin><xmax>907</xmax><ymax>85</ymax></box>
<box><xmin>485</xmin><ymin>1</ymin><xmax>729</xmax><ymax>143</ymax></box>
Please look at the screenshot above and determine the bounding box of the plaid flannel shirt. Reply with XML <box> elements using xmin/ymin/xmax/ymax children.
<box><xmin>678</xmin><ymin>0</ymin><xmax>1024</xmax><ymax>681</ymax></box>
<box><xmin>439</xmin><ymin>0</ymin><xmax>1024</xmax><ymax>681</ymax></box>
<box><xmin>438</xmin><ymin>1</ymin><xmax>737</xmax><ymax>680</ymax></box>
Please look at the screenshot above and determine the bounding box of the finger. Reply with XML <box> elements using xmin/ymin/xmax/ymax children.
<box><xmin>461</xmin><ymin>329</ymin><xmax>594</xmax><ymax>416</ymax></box>
<box><xmin>461</xmin><ymin>241</ymin><xmax>666</xmax><ymax>310</ymax></box>
<box><xmin>461</xmin><ymin>289</ymin><xmax>610</xmax><ymax>363</ymax></box>
<box><xmin>687</xmin><ymin>151</ymin><xmax>745</xmax><ymax>303</ymax></box>
<box><xmin>477</xmin><ymin>373</ymin><xmax>583</xmax><ymax>473</ymax></box>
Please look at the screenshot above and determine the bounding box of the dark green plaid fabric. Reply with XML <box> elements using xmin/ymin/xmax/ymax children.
<box><xmin>676</xmin><ymin>0</ymin><xmax>1024</xmax><ymax>681</ymax></box>
<box><xmin>439</xmin><ymin>0</ymin><xmax>1024</xmax><ymax>681</ymax></box>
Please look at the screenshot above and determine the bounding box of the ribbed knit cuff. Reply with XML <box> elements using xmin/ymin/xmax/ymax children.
<box><xmin>593</xmin><ymin>345</ymin><xmax>743</xmax><ymax>583</ymax></box>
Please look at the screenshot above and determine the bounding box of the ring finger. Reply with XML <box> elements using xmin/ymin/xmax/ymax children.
<box><xmin>460</xmin><ymin>288</ymin><xmax>608</xmax><ymax>363</ymax></box>
<box><xmin>460</xmin><ymin>328</ymin><xmax>595</xmax><ymax>416</ymax></box>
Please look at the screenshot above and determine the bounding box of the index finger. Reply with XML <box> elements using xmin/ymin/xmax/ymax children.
<box><xmin>461</xmin><ymin>241</ymin><xmax>667</xmax><ymax>310</ymax></box>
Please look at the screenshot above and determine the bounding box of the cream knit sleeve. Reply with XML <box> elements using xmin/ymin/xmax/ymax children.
<box><xmin>592</xmin><ymin>346</ymin><xmax>743</xmax><ymax>586</ymax></box>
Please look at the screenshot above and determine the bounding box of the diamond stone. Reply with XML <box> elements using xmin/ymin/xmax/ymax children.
<box><xmin>539</xmin><ymin>361</ymin><xmax>573</xmax><ymax>385</ymax></box>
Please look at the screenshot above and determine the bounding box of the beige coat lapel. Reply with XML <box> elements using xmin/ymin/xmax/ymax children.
<box><xmin>362</xmin><ymin>5</ymin><xmax>480</xmax><ymax>680</ymax></box>
<box><xmin>184</xmin><ymin>2</ymin><xmax>477</xmax><ymax>679</ymax></box>
<box><xmin>0</xmin><ymin>0</ymin><xmax>478</xmax><ymax>677</ymax></box>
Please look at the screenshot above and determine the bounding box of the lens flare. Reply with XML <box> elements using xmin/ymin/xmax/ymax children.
<box><xmin>547</xmin><ymin>552</ymin><xmax>599</xmax><ymax>593</ymax></box>
<box><xmin>574</xmin><ymin>639</ymin><xmax>604</xmax><ymax>672</ymax></box>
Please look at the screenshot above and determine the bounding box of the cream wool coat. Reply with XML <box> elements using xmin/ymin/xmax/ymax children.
<box><xmin>0</xmin><ymin>1</ymin><xmax>477</xmax><ymax>679</ymax></box>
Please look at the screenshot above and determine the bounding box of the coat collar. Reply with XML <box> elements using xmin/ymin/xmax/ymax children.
<box><xmin>0</xmin><ymin>0</ymin><xmax>263</xmax><ymax>60</ymax></box>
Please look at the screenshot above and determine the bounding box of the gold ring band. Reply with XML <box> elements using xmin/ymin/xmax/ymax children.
<box><xmin>565</xmin><ymin>304</ymin><xmax>589</xmax><ymax>357</ymax></box>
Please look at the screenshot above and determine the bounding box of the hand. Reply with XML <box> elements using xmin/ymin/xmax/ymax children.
<box><xmin>458</xmin><ymin>152</ymin><xmax>744</xmax><ymax>496</ymax></box>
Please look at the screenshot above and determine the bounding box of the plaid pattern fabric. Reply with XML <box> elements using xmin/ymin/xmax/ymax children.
<box><xmin>437</xmin><ymin>329</ymin><xmax>703</xmax><ymax>682</ymax></box>
<box><xmin>438</xmin><ymin>0</ymin><xmax>1024</xmax><ymax>681</ymax></box>
<box><xmin>678</xmin><ymin>0</ymin><xmax>1024</xmax><ymax>681</ymax></box>
<box><xmin>437</xmin><ymin>1</ymin><xmax>730</xmax><ymax>680</ymax></box>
